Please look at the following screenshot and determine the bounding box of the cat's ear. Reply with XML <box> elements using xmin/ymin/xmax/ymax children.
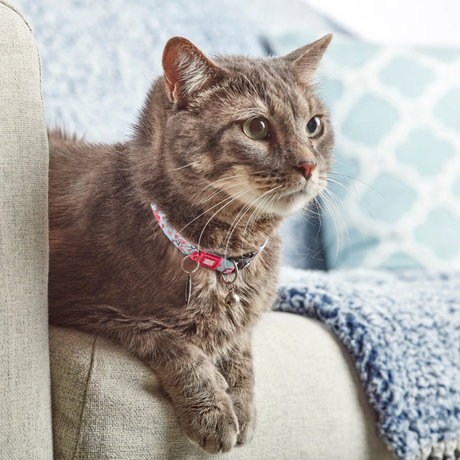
<box><xmin>284</xmin><ymin>34</ymin><xmax>333</xmax><ymax>84</ymax></box>
<box><xmin>162</xmin><ymin>37</ymin><xmax>225</xmax><ymax>106</ymax></box>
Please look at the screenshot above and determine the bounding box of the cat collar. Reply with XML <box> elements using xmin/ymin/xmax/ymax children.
<box><xmin>151</xmin><ymin>204</ymin><xmax>267</xmax><ymax>274</ymax></box>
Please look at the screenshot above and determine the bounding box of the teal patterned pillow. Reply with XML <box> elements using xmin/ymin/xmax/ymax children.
<box><xmin>269</xmin><ymin>33</ymin><xmax>460</xmax><ymax>271</ymax></box>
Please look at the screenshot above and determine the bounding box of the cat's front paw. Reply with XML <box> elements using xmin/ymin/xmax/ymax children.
<box><xmin>180</xmin><ymin>394</ymin><xmax>239</xmax><ymax>454</ymax></box>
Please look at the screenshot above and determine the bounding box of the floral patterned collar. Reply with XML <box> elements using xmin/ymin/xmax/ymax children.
<box><xmin>151</xmin><ymin>204</ymin><xmax>267</xmax><ymax>274</ymax></box>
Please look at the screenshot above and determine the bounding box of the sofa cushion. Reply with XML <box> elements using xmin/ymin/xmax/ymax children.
<box><xmin>50</xmin><ymin>312</ymin><xmax>393</xmax><ymax>459</ymax></box>
<box><xmin>0</xmin><ymin>0</ymin><xmax>52</xmax><ymax>458</ymax></box>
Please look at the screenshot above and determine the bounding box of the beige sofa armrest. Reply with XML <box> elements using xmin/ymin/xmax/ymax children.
<box><xmin>0</xmin><ymin>0</ymin><xmax>52</xmax><ymax>458</ymax></box>
<box><xmin>50</xmin><ymin>313</ymin><xmax>394</xmax><ymax>459</ymax></box>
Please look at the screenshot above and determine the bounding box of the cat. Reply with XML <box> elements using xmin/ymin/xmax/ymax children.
<box><xmin>48</xmin><ymin>35</ymin><xmax>334</xmax><ymax>453</ymax></box>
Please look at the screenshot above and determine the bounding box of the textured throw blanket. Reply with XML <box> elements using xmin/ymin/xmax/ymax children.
<box><xmin>276</xmin><ymin>267</ymin><xmax>460</xmax><ymax>460</ymax></box>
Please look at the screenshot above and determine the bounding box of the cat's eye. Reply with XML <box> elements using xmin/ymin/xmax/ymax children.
<box><xmin>243</xmin><ymin>117</ymin><xmax>269</xmax><ymax>140</ymax></box>
<box><xmin>306</xmin><ymin>116</ymin><xmax>322</xmax><ymax>138</ymax></box>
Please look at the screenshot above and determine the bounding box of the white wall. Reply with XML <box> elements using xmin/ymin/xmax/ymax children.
<box><xmin>304</xmin><ymin>0</ymin><xmax>460</xmax><ymax>46</ymax></box>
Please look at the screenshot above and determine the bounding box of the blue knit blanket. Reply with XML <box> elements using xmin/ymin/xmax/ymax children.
<box><xmin>275</xmin><ymin>267</ymin><xmax>460</xmax><ymax>460</ymax></box>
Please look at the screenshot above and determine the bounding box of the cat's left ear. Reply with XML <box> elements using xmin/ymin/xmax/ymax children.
<box><xmin>162</xmin><ymin>37</ymin><xmax>226</xmax><ymax>107</ymax></box>
<box><xmin>283</xmin><ymin>34</ymin><xmax>333</xmax><ymax>85</ymax></box>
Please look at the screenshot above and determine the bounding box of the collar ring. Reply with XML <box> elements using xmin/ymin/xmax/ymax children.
<box><xmin>221</xmin><ymin>260</ymin><xmax>239</xmax><ymax>286</ymax></box>
<box><xmin>181</xmin><ymin>254</ymin><xmax>200</xmax><ymax>274</ymax></box>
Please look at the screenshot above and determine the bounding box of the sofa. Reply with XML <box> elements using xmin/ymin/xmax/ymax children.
<box><xmin>0</xmin><ymin>0</ymin><xmax>399</xmax><ymax>458</ymax></box>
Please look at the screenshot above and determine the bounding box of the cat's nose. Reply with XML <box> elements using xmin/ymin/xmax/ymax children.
<box><xmin>295</xmin><ymin>161</ymin><xmax>317</xmax><ymax>179</ymax></box>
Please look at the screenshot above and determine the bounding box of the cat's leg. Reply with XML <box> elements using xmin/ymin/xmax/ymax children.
<box><xmin>217</xmin><ymin>334</ymin><xmax>256</xmax><ymax>446</ymax></box>
<box><xmin>121</xmin><ymin>330</ymin><xmax>239</xmax><ymax>454</ymax></box>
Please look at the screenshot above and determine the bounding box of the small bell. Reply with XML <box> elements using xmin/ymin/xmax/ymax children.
<box><xmin>222</xmin><ymin>260</ymin><xmax>240</xmax><ymax>307</ymax></box>
<box><xmin>225</xmin><ymin>291</ymin><xmax>240</xmax><ymax>307</ymax></box>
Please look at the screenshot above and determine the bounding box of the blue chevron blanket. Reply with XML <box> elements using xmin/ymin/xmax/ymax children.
<box><xmin>276</xmin><ymin>267</ymin><xmax>460</xmax><ymax>460</ymax></box>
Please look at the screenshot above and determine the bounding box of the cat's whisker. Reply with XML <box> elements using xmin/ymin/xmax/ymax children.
<box><xmin>322</xmin><ymin>171</ymin><xmax>382</xmax><ymax>223</ymax></box>
<box><xmin>328</xmin><ymin>167</ymin><xmax>376</xmax><ymax>194</ymax></box>
<box><xmin>296</xmin><ymin>199</ymin><xmax>322</xmax><ymax>229</ymax></box>
<box><xmin>321</xmin><ymin>185</ymin><xmax>372</xmax><ymax>266</ymax></box>
<box><xmin>328</xmin><ymin>171</ymin><xmax>388</xmax><ymax>202</ymax></box>
<box><xmin>310</xmin><ymin>196</ymin><xmax>324</xmax><ymax>243</ymax></box>
<box><xmin>326</xmin><ymin>177</ymin><xmax>383</xmax><ymax>227</ymax></box>
<box><xmin>322</xmin><ymin>188</ymin><xmax>350</xmax><ymax>233</ymax></box>
<box><xmin>254</xmin><ymin>190</ymin><xmax>281</xmax><ymax>231</ymax></box>
<box><xmin>183</xmin><ymin>171</ymin><xmax>278</xmax><ymax>234</ymax></box>
<box><xmin>189</xmin><ymin>170</ymin><xmax>271</xmax><ymax>203</ymax></box>
<box><xmin>226</xmin><ymin>188</ymin><xmax>276</xmax><ymax>246</ymax></box>
<box><xmin>196</xmin><ymin>187</ymin><xmax>258</xmax><ymax>250</ymax></box>
<box><xmin>318</xmin><ymin>189</ymin><xmax>344</xmax><ymax>264</ymax></box>
<box><xmin>330</xmin><ymin>159</ymin><xmax>349</xmax><ymax>168</ymax></box>
<box><xmin>284</xmin><ymin>197</ymin><xmax>325</xmax><ymax>265</ymax></box>
<box><xmin>198</xmin><ymin>178</ymin><xmax>264</xmax><ymax>205</ymax></box>
<box><xmin>172</xmin><ymin>161</ymin><xmax>201</xmax><ymax>171</ymax></box>
<box><xmin>312</xmin><ymin>196</ymin><xmax>323</xmax><ymax>228</ymax></box>
<box><xmin>180</xmin><ymin>195</ymin><xmax>237</xmax><ymax>233</ymax></box>
<box><xmin>223</xmin><ymin>201</ymin><xmax>256</xmax><ymax>255</ymax></box>
<box><xmin>308</xmin><ymin>198</ymin><xmax>323</xmax><ymax>221</ymax></box>
<box><xmin>259</xmin><ymin>192</ymin><xmax>278</xmax><ymax>222</ymax></box>
<box><xmin>194</xmin><ymin>174</ymin><xmax>251</xmax><ymax>193</ymax></box>
<box><xmin>239</xmin><ymin>195</ymin><xmax>272</xmax><ymax>255</ymax></box>
<box><xmin>223</xmin><ymin>185</ymin><xmax>282</xmax><ymax>258</ymax></box>
<box><xmin>324</xmin><ymin>186</ymin><xmax>372</xmax><ymax>258</ymax></box>
<box><xmin>300</xmin><ymin>196</ymin><xmax>322</xmax><ymax>219</ymax></box>
<box><xmin>240</xmin><ymin>187</ymin><xmax>282</xmax><ymax>253</ymax></box>
<box><xmin>273</xmin><ymin>191</ymin><xmax>327</xmax><ymax>264</ymax></box>
<box><xmin>197</xmin><ymin>182</ymin><xmax>242</xmax><ymax>206</ymax></box>
<box><xmin>179</xmin><ymin>186</ymin><xmax>254</xmax><ymax>234</ymax></box>
<box><xmin>326</xmin><ymin>177</ymin><xmax>361</xmax><ymax>198</ymax></box>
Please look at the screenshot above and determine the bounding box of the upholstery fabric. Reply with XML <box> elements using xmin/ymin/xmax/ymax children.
<box><xmin>0</xmin><ymin>0</ymin><xmax>53</xmax><ymax>458</ymax></box>
<box><xmin>269</xmin><ymin>32</ymin><xmax>460</xmax><ymax>271</ymax></box>
<box><xmin>50</xmin><ymin>313</ymin><xmax>393</xmax><ymax>460</ymax></box>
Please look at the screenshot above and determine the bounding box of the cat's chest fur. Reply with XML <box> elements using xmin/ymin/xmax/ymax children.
<box><xmin>48</xmin><ymin>138</ymin><xmax>280</xmax><ymax>357</ymax></box>
<box><xmin>177</xmin><ymin>248</ymin><xmax>281</xmax><ymax>356</ymax></box>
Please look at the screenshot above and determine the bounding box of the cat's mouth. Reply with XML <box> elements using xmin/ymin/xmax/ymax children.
<box><xmin>268</xmin><ymin>181</ymin><xmax>324</xmax><ymax>215</ymax></box>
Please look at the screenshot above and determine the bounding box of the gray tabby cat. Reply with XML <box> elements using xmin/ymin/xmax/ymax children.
<box><xmin>48</xmin><ymin>35</ymin><xmax>334</xmax><ymax>453</ymax></box>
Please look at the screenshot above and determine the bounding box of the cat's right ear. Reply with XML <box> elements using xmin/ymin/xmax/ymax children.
<box><xmin>283</xmin><ymin>34</ymin><xmax>333</xmax><ymax>85</ymax></box>
<box><xmin>162</xmin><ymin>37</ymin><xmax>225</xmax><ymax>107</ymax></box>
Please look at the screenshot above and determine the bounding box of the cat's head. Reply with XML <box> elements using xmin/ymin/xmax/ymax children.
<box><xmin>139</xmin><ymin>35</ymin><xmax>333</xmax><ymax>219</ymax></box>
